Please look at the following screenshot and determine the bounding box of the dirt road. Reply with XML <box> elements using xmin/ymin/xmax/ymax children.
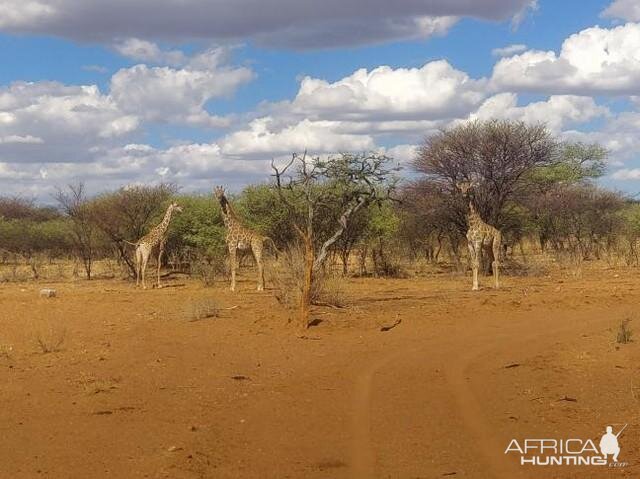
<box><xmin>0</xmin><ymin>269</ymin><xmax>638</xmax><ymax>478</ymax></box>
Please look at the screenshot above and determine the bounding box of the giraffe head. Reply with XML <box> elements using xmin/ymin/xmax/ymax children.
<box><xmin>456</xmin><ymin>180</ymin><xmax>474</xmax><ymax>196</ymax></box>
<box><xmin>170</xmin><ymin>202</ymin><xmax>183</xmax><ymax>213</ymax></box>
<box><xmin>214</xmin><ymin>186</ymin><xmax>231</xmax><ymax>215</ymax></box>
<box><xmin>214</xmin><ymin>185</ymin><xmax>225</xmax><ymax>200</ymax></box>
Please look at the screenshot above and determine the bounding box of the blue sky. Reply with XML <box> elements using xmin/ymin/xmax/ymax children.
<box><xmin>1</xmin><ymin>0</ymin><xmax>640</xmax><ymax>198</ymax></box>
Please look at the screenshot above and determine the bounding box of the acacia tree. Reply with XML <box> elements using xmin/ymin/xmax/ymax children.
<box><xmin>528</xmin><ymin>142</ymin><xmax>607</xmax><ymax>192</ymax></box>
<box><xmin>414</xmin><ymin>120</ymin><xmax>556</xmax><ymax>227</ymax></box>
<box><xmin>333</xmin><ymin>207</ymin><xmax>370</xmax><ymax>275</ymax></box>
<box><xmin>272</xmin><ymin>152</ymin><xmax>398</xmax><ymax>329</ymax></box>
<box><xmin>524</xmin><ymin>142</ymin><xmax>608</xmax><ymax>251</ymax></box>
<box><xmin>55</xmin><ymin>182</ymin><xmax>98</xmax><ymax>279</ymax></box>
<box><xmin>88</xmin><ymin>184</ymin><xmax>178</xmax><ymax>277</ymax></box>
<box><xmin>0</xmin><ymin>196</ymin><xmax>58</xmax><ymax>222</ymax></box>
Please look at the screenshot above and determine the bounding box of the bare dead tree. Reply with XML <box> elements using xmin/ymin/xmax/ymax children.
<box><xmin>55</xmin><ymin>182</ymin><xmax>97</xmax><ymax>279</ymax></box>
<box><xmin>0</xmin><ymin>196</ymin><xmax>58</xmax><ymax>221</ymax></box>
<box><xmin>272</xmin><ymin>151</ymin><xmax>398</xmax><ymax>329</ymax></box>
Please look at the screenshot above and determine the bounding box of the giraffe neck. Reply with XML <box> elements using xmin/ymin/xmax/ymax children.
<box><xmin>156</xmin><ymin>206</ymin><xmax>174</xmax><ymax>235</ymax></box>
<box><xmin>219</xmin><ymin>195</ymin><xmax>241</xmax><ymax>230</ymax></box>
<box><xmin>467</xmin><ymin>198</ymin><xmax>484</xmax><ymax>227</ymax></box>
<box><xmin>468</xmin><ymin>199</ymin><xmax>477</xmax><ymax>218</ymax></box>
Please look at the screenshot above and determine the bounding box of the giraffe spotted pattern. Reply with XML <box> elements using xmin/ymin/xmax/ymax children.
<box><xmin>133</xmin><ymin>202</ymin><xmax>182</xmax><ymax>289</ymax></box>
<box><xmin>457</xmin><ymin>182</ymin><xmax>502</xmax><ymax>291</ymax></box>
<box><xmin>214</xmin><ymin>186</ymin><xmax>271</xmax><ymax>292</ymax></box>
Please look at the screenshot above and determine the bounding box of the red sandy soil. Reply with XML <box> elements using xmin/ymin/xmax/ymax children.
<box><xmin>0</xmin><ymin>268</ymin><xmax>638</xmax><ymax>478</ymax></box>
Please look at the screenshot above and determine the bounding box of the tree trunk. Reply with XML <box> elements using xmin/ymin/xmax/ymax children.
<box><xmin>299</xmin><ymin>233</ymin><xmax>314</xmax><ymax>330</ymax></box>
<box><xmin>341</xmin><ymin>250</ymin><xmax>349</xmax><ymax>276</ymax></box>
<box><xmin>538</xmin><ymin>234</ymin><xmax>546</xmax><ymax>253</ymax></box>
<box><xmin>84</xmin><ymin>258</ymin><xmax>92</xmax><ymax>280</ymax></box>
<box><xmin>358</xmin><ymin>246</ymin><xmax>368</xmax><ymax>276</ymax></box>
<box><xmin>435</xmin><ymin>234</ymin><xmax>443</xmax><ymax>262</ymax></box>
<box><xmin>116</xmin><ymin>243</ymin><xmax>136</xmax><ymax>278</ymax></box>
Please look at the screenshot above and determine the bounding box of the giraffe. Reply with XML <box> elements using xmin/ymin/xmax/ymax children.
<box><xmin>214</xmin><ymin>186</ymin><xmax>269</xmax><ymax>292</ymax></box>
<box><xmin>457</xmin><ymin>181</ymin><xmax>502</xmax><ymax>291</ymax></box>
<box><xmin>133</xmin><ymin>202</ymin><xmax>183</xmax><ymax>289</ymax></box>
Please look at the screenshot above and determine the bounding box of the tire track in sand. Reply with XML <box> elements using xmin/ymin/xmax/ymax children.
<box><xmin>350</xmin><ymin>308</ymin><xmax>615</xmax><ymax>478</ymax></box>
<box><xmin>350</xmin><ymin>352</ymin><xmax>404</xmax><ymax>479</ymax></box>
<box><xmin>444</xmin><ymin>311</ymin><xmax>614</xmax><ymax>478</ymax></box>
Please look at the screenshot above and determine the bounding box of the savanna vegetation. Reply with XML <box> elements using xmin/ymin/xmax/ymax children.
<box><xmin>1</xmin><ymin>120</ymin><xmax>639</xmax><ymax>326</ymax></box>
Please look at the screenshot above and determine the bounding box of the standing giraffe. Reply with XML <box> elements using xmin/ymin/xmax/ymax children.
<box><xmin>457</xmin><ymin>181</ymin><xmax>501</xmax><ymax>291</ymax></box>
<box><xmin>132</xmin><ymin>202</ymin><xmax>182</xmax><ymax>289</ymax></box>
<box><xmin>214</xmin><ymin>186</ymin><xmax>269</xmax><ymax>292</ymax></box>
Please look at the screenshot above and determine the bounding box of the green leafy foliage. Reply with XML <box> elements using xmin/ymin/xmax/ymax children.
<box><xmin>529</xmin><ymin>142</ymin><xmax>607</xmax><ymax>188</ymax></box>
<box><xmin>0</xmin><ymin>123</ymin><xmax>632</xmax><ymax>284</ymax></box>
<box><xmin>169</xmin><ymin>194</ymin><xmax>226</xmax><ymax>259</ymax></box>
<box><xmin>0</xmin><ymin>218</ymin><xmax>71</xmax><ymax>256</ymax></box>
<box><xmin>367</xmin><ymin>202</ymin><xmax>400</xmax><ymax>241</ymax></box>
<box><xmin>232</xmin><ymin>183</ymin><xmax>295</xmax><ymax>247</ymax></box>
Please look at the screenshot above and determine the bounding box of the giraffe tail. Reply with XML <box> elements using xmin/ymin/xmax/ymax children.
<box><xmin>263</xmin><ymin>237</ymin><xmax>281</xmax><ymax>259</ymax></box>
<box><xmin>122</xmin><ymin>240</ymin><xmax>139</xmax><ymax>247</ymax></box>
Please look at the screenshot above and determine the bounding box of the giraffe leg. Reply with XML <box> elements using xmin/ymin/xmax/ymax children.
<box><xmin>492</xmin><ymin>234</ymin><xmax>501</xmax><ymax>289</ymax></box>
<box><xmin>252</xmin><ymin>240</ymin><xmax>264</xmax><ymax>291</ymax></box>
<box><xmin>468</xmin><ymin>240</ymin><xmax>481</xmax><ymax>291</ymax></box>
<box><xmin>228</xmin><ymin>246</ymin><xmax>237</xmax><ymax>292</ymax></box>
<box><xmin>141</xmin><ymin>247</ymin><xmax>150</xmax><ymax>290</ymax></box>
<box><xmin>157</xmin><ymin>242</ymin><xmax>165</xmax><ymax>289</ymax></box>
<box><xmin>135</xmin><ymin>246</ymin><xmax>142</xmax><ymax>287</ymax></box>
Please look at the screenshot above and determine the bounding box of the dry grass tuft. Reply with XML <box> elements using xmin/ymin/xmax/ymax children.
<box><xmin>616</xmin><ymin>319</ymin><xmax>633</xmax><ymax>344</ymax></box>
<box><xmin>313</xmin><ymin>273</ymin><xmax>348</xmax><ymax>308</ymax></box>
<box><xmin>267</xmin><ymin>246</ymin><xmax>347</xmax><ymax>309</ymax></box>
<box><xmin>35</xmin><ymin>325</ymin><xmax>67</xmax><ymax>354</ymax></box>
<box><xmin>190</xmin><ymin>253</ymin><xmax>228</xmax><ymax>287</ymax></box>
<box><xmin>0</xmin><ymin>344</ymin><xmax>13</xmax><ymax>360</ymax></box>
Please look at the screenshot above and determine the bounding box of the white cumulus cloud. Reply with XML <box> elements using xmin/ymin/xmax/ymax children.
<box><xmin>110</xmin><ymin>47</ymin><xmax>254</xmax><ymax>127</ymax></box>
<box><xmin>611</xmin><ymin>168</ymin><xmax>640</xmax><ymax>180</ymax></box>
<box><xmin>291</xmin><ymin>60</ymin><xmax>487</xmax><ymax>121</ymax></box>
<box><xmin>558</xmin><ymin>110</ymin><xmax>640</xmax><ymax>172</ymax></box>
<box><xmin>220</xmin><ymin>117</ymin><xmax>375</xmax><ymax>158</ymax></box>
<box><xmin>113</xmin><ymin>38</ymin><xmax>187</xmax><ymax>66</ymax></box>
<box><xmin>470</xmin><ymin>93</ymin><xmax>609</xmax><ymax>132</ymax></box>
<box><xmin>0</xmin><ymin>81</ymin><xmax>138</xmax><ymax>164</ymax></box>
<box><xmin>602</xmin><ymin>0</ymin><xmax>640</xmax><ymax>21</ymax></box>
<box><xmin>492</xmin><ymin>23</ymin><xmax>640</xmax><ymax>94</ymax></box>
<box><xmin>383</xmin><ymin>144</ymin><xmax>417</xmax><ymax>165</ymax></box>
<box><xmin>5</xmin><ymin>17</ymin><xmax>640</xmax><ymax>196</ymax></box>
<box><xmin>492</xmin><ymin>44</ymin><xmax>527</xmax><ymax>57</ymax></box>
